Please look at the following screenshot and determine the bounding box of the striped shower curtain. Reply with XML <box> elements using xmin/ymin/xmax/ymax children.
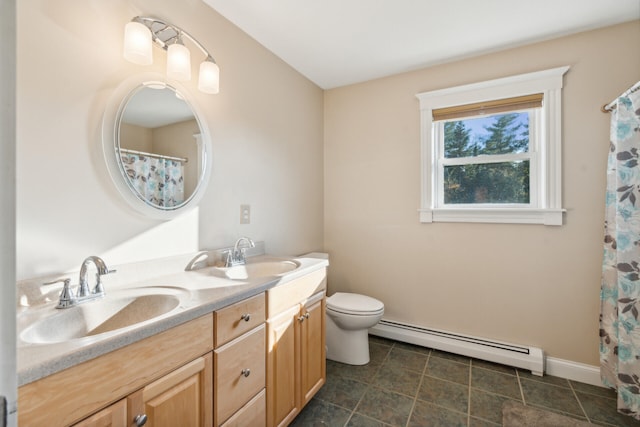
<box><xmin>120</xmin><ymin>153</ymin><xmax>185</xmax><ymax>207</ymax></box>
<box><xmin>600</xmin><ymin>82</ymin><xmax>640</xmax><ymax>420</ymax></box>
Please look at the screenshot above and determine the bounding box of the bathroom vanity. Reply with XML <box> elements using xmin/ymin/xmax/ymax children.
<box><xmin>16</xmin><ymin>252</ymin><xmax>328</xmax><ymax>427</ymax></box>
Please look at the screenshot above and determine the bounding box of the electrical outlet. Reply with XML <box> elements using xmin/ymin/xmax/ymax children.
<box><xmin>240</xmin><ymin>204</ymin><xmax>250</xmax><ymax>224</ymax></box>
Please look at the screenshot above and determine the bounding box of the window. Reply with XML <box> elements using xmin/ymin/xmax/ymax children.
<box><xmin>416</xmin><ymin>66</ymin><xmax>569</xmax><ymax>225</ymax></box>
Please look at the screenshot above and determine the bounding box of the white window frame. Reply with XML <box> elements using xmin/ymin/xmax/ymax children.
<box><xmin>416</xmin><ymin>66</ymin><xmax>569</xmax><ymax>225</ymax></box>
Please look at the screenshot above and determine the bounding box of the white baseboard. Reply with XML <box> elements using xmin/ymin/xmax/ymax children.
<box><xmin>545</xmin><ymin>356</ymin><xmax>603</xmax><ymax>387</ymax></box>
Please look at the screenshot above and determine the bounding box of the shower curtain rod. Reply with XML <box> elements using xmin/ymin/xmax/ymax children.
<box><xmin>602</xmin><ymin>81</ymin><xmax>640</xmax><ymax>113</ymax></box>
<box><xmin>120</xmin><ymin>148</ymin><xmax>188</xmax><ymax>163</ymax></box>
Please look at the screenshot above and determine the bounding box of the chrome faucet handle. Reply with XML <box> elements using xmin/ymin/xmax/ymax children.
<box><xmin>44</xmin><ymin>278</ymin><xmax>74</xmax><ymax>309</ymax></box>
<box><xmin>93</xmin><ymin>268</ymin><xmax>116</xmax><ymax>295</ymax></box>
<box><xmin>224</xmin><ymin>249</ymin><xmax>235</xmax><ymax>267</ymax></box>
<box><xmin>57</xmin><ymin>279</ymin><xmax>74</xmax><ymax>308</ymax></box>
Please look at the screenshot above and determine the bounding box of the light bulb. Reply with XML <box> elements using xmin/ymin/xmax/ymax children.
<box><xmin>167</xmin><ymin>43</ymin><xmax>191</xmax><ymax>81</ymax></box>
<box><xmin>123</xmin><ymin>21</ymin><xmax>152</xmax><ymax>65</ymax></box>
<box><xmin>198</xmin><ymin>60</ymin><xmax>220</xmax><ymax>94</ymax></box>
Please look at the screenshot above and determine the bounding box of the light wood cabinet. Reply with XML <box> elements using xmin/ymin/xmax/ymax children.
<box><xmin>72</xmin><ymin>352</ymin><xmax>214</xmax><ymax>427</ymax></box>
<box><xmin>266</xmin><ymin>269</ymin><xmax>327</xmax><ymax>427</ymax></box>
<box><xmin>266</xmin><ymin>305</ymin><xmax>301</xmax><ymax>427</ymax></box>
<box><xmin>127</xmin><ymin>354</ymin><xmax>213</xmax><ymax>427</ymax></box>
<box><xmin>300</xmin><ymin>296</ymin><xmax>325</xmax><ymax>406</ymax></box>
<box><xmin>214</xmin><ymin>324</ymin><xmax>266</xmax><ymax>425</ymax></box>
<box><xmin>214</xmin><ymin>293</ymin><xmax>267</xmax><ymax>426</ymax></box>
<box><xmin>214</xmin><ymin>293</ymin><xmax>265</xmax><ymax>347</ymax></box>
<box><xmin>73</xmin><ymin>400</ymin><xmax>127</xmax><ymax>427</ymax></box>
<box><xmin>220</xmin><ymin>389</ymin><xmax>266</xmax><ymax>427</ymax></box>
<box><xmin>20</xmin><ymin>314</ymin><xmax>214</xmax><ymax>427</ymax></box>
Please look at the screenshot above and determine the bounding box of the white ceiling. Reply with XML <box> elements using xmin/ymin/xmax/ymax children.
<box><xmin>203</xmin><ymin>0</ymin><xmax>640</xmax><ymax>89</ymax></box>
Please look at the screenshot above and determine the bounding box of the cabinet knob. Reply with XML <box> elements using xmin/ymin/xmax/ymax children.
<box><xmin>241</xmin><ymin>368</ymin><xmax>251</xmax><ymax>377</ymax></box>
<box><xmin>241</xmin><ymin>313</ymin><xmax>251</xmax><ymax>322</ymax></box>
<box><xmin>134</xmin><ymin>414</ymin><xmax>148</xmax><ymax>426</ymax></box>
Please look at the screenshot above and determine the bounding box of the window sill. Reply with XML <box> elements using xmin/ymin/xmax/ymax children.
<box><xmin>419</xmin><ymin>208</ymin><xmax>565</xmax><ymax>226</ymax></box>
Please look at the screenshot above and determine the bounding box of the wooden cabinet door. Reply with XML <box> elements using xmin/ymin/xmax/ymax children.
<box><xmin>300</xmin><ymin>294</ymin><xmax>326</xmax><ymax>405</ymax></box>
<box><xmin>73</xmin><ymin>399</ymin><xmax>127</xmax><ymax>427</ymax></box>
<box><xmin>266</xmin><ymin>305</ymin><xmax>300</xmax><ymax>427</ymax></box>
<box><xmin>128</xmin><ymin>354</ymin><xmax>213</xmax><ymax>427</ymax></box>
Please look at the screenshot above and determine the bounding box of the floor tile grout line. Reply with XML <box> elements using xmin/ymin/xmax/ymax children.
<box><xmin>516</xmin><ymin>369</ymin><xmax>526</xmax><ymax>404</ymax></box>
<box><xmin>468</xmin><ymin>358</ymin><xmax>473</xmax><ymax>426</ymax></box>
<box><xmin>342</xmin><ymin>340</ymin><xmax>394</xmax><ymax>427</ymax></box>
<box><xmin>403</xmin><ymin>348</ymin><xmax>431</xmax><ymax>427</ymax></box>
<box><xmin>568</xmin><ymin>379</ymin><xmax>593</xmax><ymax>423</ymax></box>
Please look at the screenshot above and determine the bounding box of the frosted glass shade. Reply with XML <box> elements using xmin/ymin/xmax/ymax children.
<box><xmin>198</xmin><ymin>61</ymin><xmax>220</xmax><ymax>94</ymax></box>
<box><xmin>123</xmin><ymin>21</ymin><xmax>152</xmax><ymax>65</ymax></box>
<box><xmin>167</xmin><ymin>43</ymin><xmax>191</xmax><ymax>81</ymax></box>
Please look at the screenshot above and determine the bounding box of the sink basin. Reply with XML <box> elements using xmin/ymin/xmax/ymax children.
<box><xmin>210</xmin><ymin>257</ymin><xmax>300</xmax><ymax>280</ymax></box>
<box><xmin>20</xmin><ymin>287</ymin><xmax>188</xmax><ymax>344</ymax></box>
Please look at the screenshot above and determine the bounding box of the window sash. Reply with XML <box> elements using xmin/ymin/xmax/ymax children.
<box><xmin>434</xmin><ymin>109</ymin><xmax>540</xmax><ymax>208</ymax></box>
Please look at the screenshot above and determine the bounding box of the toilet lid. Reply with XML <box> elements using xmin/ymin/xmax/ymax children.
<box><xmin>327</xmin><ymin>292</ymin><xmax>384</xmax><ymax>315</ymax></box>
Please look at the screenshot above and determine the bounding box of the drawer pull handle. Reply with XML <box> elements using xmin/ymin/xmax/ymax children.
<box><xmin>241</xmin><ymin>368</ymin><xmax>251</xmax><ymax>377</ymax></box>
<box><xmin>299</xmin><ymin>312</ymin><xmax>310</xmax><ymax>322</ymax></box>
<box><xmin>134</xmin><ymin>414</ymin><xmax>148</xmax><ymax>426</ymax></box>
<box><xmin>241</xmin><ymin>313</ymin><xmax>251</xmax><ymax>322</ymax></box>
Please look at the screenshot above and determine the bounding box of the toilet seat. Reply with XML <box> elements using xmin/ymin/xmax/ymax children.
<box><xmin>327</xmin><ymin>292</ymin><xmax>384</xmax><ymax>316</ymax></box>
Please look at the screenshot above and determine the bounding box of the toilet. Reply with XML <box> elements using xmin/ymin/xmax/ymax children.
<box><xmin>325</xmin><ymin>292</ymin><xmax>385</xmax><ymax>365</ymax></box>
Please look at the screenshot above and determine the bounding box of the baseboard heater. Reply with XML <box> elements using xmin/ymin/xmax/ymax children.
<box><xmin>370</xmin><ymin>319</ymin><xmax>544</xmax><ymax>376</ymax></box>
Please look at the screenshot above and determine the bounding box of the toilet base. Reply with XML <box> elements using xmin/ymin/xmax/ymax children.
<box><xmin>325</xmin><ymin>313</ymin><xmax>371</xmax><ymax>365</ymax></box>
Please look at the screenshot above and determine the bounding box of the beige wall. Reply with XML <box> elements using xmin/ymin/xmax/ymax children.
<box><xmin>120</xmin><ymin>122</ymin><xmax>152</xmax><ymax>152</ymax></box>
<box><xmin>16</xmin><ymin>0</ymin><xmax>324</xmax><ymax>279</ymax></box>
<box><xmin>152</xmin><ymin>119</ymin><xmax>200</xmax><ymax>196</ymax></box>
<box><xmin>324</xmin><ymin>20</ymin><xmax>640</xmax><ymax>365</ymax></box>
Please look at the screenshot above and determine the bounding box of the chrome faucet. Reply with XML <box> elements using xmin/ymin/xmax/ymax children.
<box><xmin>45</xmin><ymin>256</ymin><xmax>116</xmax><ymax>309</ymax></box>
<box><xmin>225</xmin><ymin>237</ymin><xmax>255</xmax><ymax>267</ymax></box>
<box><xmin>78</xmin><ymin>256</ymin><xmax>113</xmax><ymax>297</ymax></box>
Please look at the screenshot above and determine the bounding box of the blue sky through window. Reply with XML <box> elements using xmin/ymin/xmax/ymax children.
<box><xmin>459</xmin><ymin>112</ymin><xmax>528</xmax><ymax>149</ymax></box>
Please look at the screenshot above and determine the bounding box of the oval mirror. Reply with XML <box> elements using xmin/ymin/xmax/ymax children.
<box><xmin>103</xmin><ymin>75</ymin><xmax>212</xmax><ymax>219</ymax></box>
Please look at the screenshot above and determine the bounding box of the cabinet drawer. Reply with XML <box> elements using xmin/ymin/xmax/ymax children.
<box><xmin>220</xmin><ymin>389</ymin><xmax>266</xmax><ymax>427</ymax></box>
<box><xmin>267</xmin><ymin>268</ymin><xmax>326</xmax><ymax>317</ymax></box>
<box><xmin>214</xmin><ymin>324</ymin><xmax>266</xmax><ymax>425</ymax></box>
<box><xmin>215</xmin><ymin>293</ymin><xmax>266</xmax><ymax>347</ymax></box>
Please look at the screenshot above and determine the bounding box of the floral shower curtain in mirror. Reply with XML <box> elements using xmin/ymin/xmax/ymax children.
<box><xmin>120</xmin><ymin>153</ymin><xmax>185</xmax><ymax>207</ymax></box>
<box><xmin>600</xmin><ymin>82</ymin><xmax>640</xmax><ymax>420</ymax></box>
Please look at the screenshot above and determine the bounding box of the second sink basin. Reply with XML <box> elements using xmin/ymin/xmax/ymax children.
<box><xmin>210</xmin><ymin>257</ymin><xmax>300</xmax><ymax>280</ymax></box>
<box><xmin>20</xmin><ymin>286</ymin><xmax>188</xmax><ymax>345</ymax></box>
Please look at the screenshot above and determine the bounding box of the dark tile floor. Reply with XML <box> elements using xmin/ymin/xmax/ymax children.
<box><xmin>291</xmin><ymin>336</ymin><xmax>640</xmax><ymax>427</ymax></box>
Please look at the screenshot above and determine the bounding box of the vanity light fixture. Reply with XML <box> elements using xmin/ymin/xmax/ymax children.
<box><xmin>123</xmin><ymin>16</ymin><xmax>220</xmax><ymax>94</ymax></box>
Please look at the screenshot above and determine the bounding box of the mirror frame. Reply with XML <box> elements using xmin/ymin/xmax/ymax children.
<box><xmin>102</xmin><ymin>73</ymin><xmax>213</xmax><ymax>219</ymax></box>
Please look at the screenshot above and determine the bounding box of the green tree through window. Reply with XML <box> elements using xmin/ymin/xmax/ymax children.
<box><xmin>443</xmin><ymin>113</ymin><xmax>530</xmax><ymax>204</ymax></box>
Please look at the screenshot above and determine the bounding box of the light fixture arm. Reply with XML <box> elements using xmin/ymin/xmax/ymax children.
<box><xmin>131</xmin><ymin>16</ymin><xmax>217</xmax><ymax>65</ymax></box>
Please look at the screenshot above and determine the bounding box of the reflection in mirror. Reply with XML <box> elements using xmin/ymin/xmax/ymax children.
<box><xmin>118</xmin><ymin>84</ymin><xmax>204</xmax><ymax>209</ymax></box>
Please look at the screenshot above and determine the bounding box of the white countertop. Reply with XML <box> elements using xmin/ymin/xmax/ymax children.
<box><xmin>17</xmin><ymin>254</ymin><xmax>329</xmax><ymax>386</ymax></box>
